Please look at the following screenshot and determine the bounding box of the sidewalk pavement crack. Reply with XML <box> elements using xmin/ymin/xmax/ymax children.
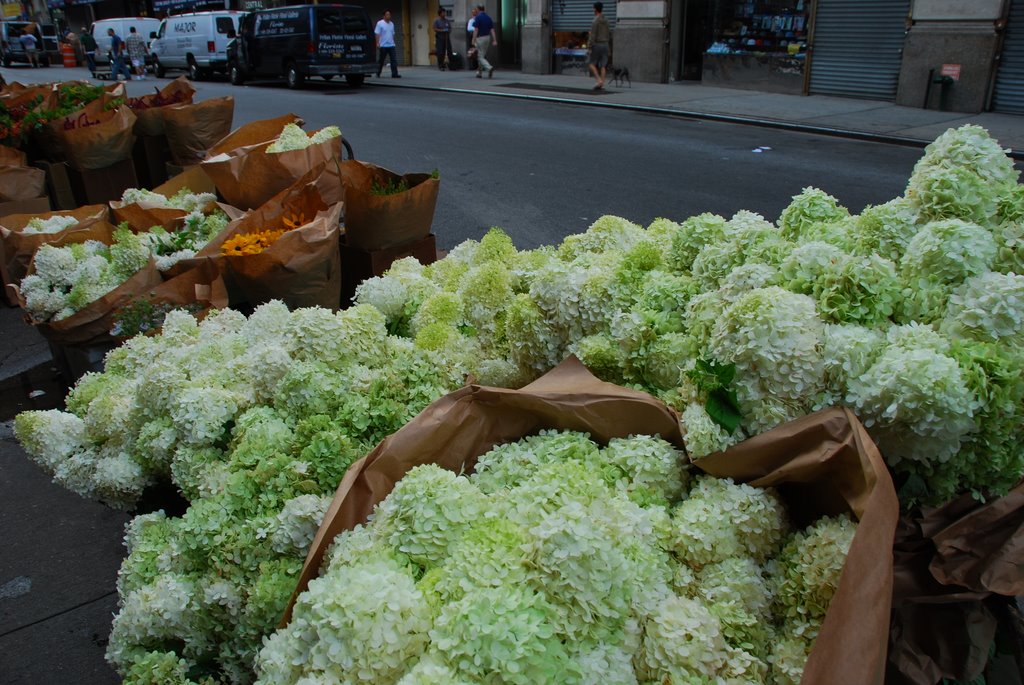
<box><xmin>0</xmin><ymin>591</ymin><xmax>117</xmax><ymax>639</ymax></box>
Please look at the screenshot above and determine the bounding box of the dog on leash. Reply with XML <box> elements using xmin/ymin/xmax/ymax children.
<box><xmin>608</xmin><ymin>65</ymin><xmax>631</xmax><ymax>88</ymax></box>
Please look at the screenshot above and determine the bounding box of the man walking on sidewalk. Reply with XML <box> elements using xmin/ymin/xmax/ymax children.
<box><xmin>471</xmin><ymin>4</ymin><xmax>496</xmax><ymax>79</ymax></box>
<box><xmin>588</xmin><ymin>2</ymin><xmax>610</xmax><ymax>90</ymax></box>
<box><xmin>126</xmin><ymin>27</ymin><xmax>147</xmax><ymax>80</ymax></box>
<box><xmin>375</xmin><ymin>10</ymin><xmax>400</xmax><ymax>78</ymax></box>
<box><xmin>108</xmin><ymin>28</ymin><xmax>132</xmax><ymax>81</ymax></box>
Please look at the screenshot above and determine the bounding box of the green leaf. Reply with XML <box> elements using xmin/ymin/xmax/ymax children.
<box><xmin>705</xmin><ymin>388</ymin><xmax>742</xmax><ymax>433</ymax></box>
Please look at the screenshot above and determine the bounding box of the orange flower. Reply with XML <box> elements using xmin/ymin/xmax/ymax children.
<box><xmin>221</xmin><ymin>229</ymin><xmax>286</xmax><ymax>256</ymax></box>
<box><xmin>220</xmin><ymin>212</ymin><xmax>308</xmax><ymax>256</ymax></box>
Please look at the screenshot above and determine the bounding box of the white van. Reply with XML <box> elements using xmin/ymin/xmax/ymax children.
<box><xmin>150</xmin><ymin>11</ymin><xmax>245</xmax><ymax>80</ymax></box>
<box><xmin>91</xmin><ymin>17</ymin><xmax>161</xmax><ymax>71</ymax></box>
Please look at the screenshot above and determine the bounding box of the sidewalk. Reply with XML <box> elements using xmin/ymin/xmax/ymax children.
<box><xmin>373</xmin><ymin>65</ymin><xmax>1024</xmax><ymax>157</ymax></box>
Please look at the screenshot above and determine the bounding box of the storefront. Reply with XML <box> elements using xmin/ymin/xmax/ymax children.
<box><xmin>697</xmin><ymin>0</ymin><xmax>810</xmax><ymax>94</ymax></box>
<box><xmin>992</xmin><ymin>0</ymin><xmax>1024</xmax><ymax>114</ymax></box>
<box><xmin>807</xmin><ymin>0</ymin><xmax>910</xmax><ymax>100</ymax></box>
<box><xmin>551</xmin><ymin>0</ymin><xmax>615</xmax><ymax>74</ymax></box>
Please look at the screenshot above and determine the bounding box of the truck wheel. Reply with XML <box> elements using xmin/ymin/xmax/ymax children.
<box><xmin>154</xmin><ymin>58</ymin><xmax>166</xmax><ymax>78</ymax></box>
<box><xmin>286</xmin><ymin>64</ymin><xmax>304</xmax><ymax>89</ymax></box>
<box><xmin>230</xmin><ymin>65</ymin><xmax>244</xmax><ymax>86</ymax></box>
<box><xmin>188</xmin><ymin>60</ymin><xmax>203</xmax><ymax>81</ymax></box>
<box><xmin>345</xmin><ymin>74</ymin><xmax>365</xmax><ymax>88</ymax></box>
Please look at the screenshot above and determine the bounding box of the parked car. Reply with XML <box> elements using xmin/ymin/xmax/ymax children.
<box><xmin>227</xmin><ymin>4</ymin><xmax>376</xmax><ymax>89</ymax></box>
<box><xmin>90</xmin><ymin>17</ymin><xmax>161</xmax><ymax>72</ymax></box>
<box><xmin>0</xmin><ymin>21</ymin><xmax>59</xmax><ymax>67</ymax></box>
<box><xmin>150</xmin><ymin>10</ymin><xmax>245</xmax><ymax>80</ymax></box>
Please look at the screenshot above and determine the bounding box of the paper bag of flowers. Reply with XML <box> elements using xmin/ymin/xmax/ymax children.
<box><xmin>111</xmin><ymin>165</ymin><xmax>220</xmax><ymax>233</ymax></box>
<box><xmin>205</xmin><ymin>112</ymin><xmax>304</xmax><ymax>158</ymax></box>
<box><xmin>202</xmin><ymin>121</ymin><xmax>342</xmax><ymax>210</ymax></box>
<box><xmin>0</xmin><ymin>143</ymin><xmax>26</xmax><ymax>165</ymax></box>
<box><xmin>125</xmin><ymin>76</ymin><xmax>196</xmax><ymax>137</ymax></box>
<box><xmin>163</xmin><ymin>96</ymin><xmax>235</xmax><ymax>167</ymax></box>
<box><xmin>339</xmin><ymin>159</ymin><xmax>439</xmax><ymax>251</ymax></box>
<box><xmin>13</xmin><ymin>221</ymin><xmax>162</xmax><ymax>346</ymax></box>
<box><xmin>0</xmin><ymin>163</ymin><xmax>45</xmax><ymax>201</ymax></box>
<box><xmin>194</xmin><ymin>167</ymin><xmax>342</xmax><ymax>309</ymax></box>
<box><xmin>110</xmin><ymin>258</ymin><xmax>228</xmax><ymax>340</ymax></box>
<box><xmin>1</xmin><ymin>203</ymin><xmax>109</xmax><ymax>297</ymax></box>
<box><xmin>269</xmin><ymin>356</ymin><xmax>896</xmax><ymax>685</ymax></box>
<box><xmin>49</xmin><ymin>96</ymin><xmax>137</xmax><ymax>171</ymax></box>
<box><xmin>33</xmin><ymin>82</ymin><xmax>128</xmax><ymax>165</ymax></box>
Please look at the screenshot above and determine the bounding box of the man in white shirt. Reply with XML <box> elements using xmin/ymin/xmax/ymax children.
<box><xmin>375</xmin><ymin>9</ymin><xmax>400</xmax><ymax>78</ymax></box>
<box><xmin>466</xmin><ymin>6</ymin><xmax>478</xmax><ymax>71</ymax></box>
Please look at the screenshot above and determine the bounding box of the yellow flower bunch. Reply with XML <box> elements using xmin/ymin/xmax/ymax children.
<box><xmin>220</xmin><ymin>212</ymin><xmax>307</xmax><ymax>257</ymax></box>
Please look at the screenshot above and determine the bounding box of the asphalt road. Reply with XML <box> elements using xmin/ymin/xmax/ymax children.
<box><xmin>184</xmin><ymin>76</ymin><xmax>924</xmax><ymax>251</ymax></box>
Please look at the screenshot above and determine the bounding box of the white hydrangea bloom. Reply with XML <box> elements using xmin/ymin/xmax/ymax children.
<box><xmin>941</xmin><ymin>271</ymin><xmax>1024</xmax><ymax>343</ymax></box>
<box><xmin>680</xmin><ymin>403</ymin><xmax>742</xmax><ymax>459</ymax></box>
<box><xmin>847</xmin><ymin>345</ymin><xmax>979</xmax><ymax>465</ymax></box>
<box><xmin>269</xmin><ymin>494</ymin><xmax>333</xmax><ymax>555</ymax></box>
<box><xmin>23</xmin><ymin>215</ymin><xmax>79</xmax><ymax>235</ymax></box>
<box><xmin>636</xmin><ymin>595</ymin><xmax>730</xmax><ymax>681</ymax></box>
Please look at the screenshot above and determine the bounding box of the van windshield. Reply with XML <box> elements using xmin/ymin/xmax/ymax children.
<box><xmin>317</xmin><ymin>8</ymin><xmax>369</xmax><ymax>33</ymax></box>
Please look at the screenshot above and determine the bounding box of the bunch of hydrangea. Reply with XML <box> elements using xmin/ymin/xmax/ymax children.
<box><xmin>256</xmin><ymin>431</ymin><xmax>855</xmax><ymax>685</ymax></box>
<box><xmin>18</xmin><ymin>227</ymin><xmax>150</xmax><ymax>322</ymax></box>
<box><xmin>21</xmin><ymin>214</ymin><xmax>80</xmax><ymax>235</ymax></box>
<box><xmin>91</xmin><ymin>302</ymin><xmax>467</xmax><ymax>681</ymax></box>
<box><xmin>905</xmin><ymin>124</ymin><xmax>1019</xmax><ymax>224</ymax></box>
<box><xmin>266</xmin><ymin>123</ymin><xmax>341</xmax><ymax>153</ymax></box>
<box><xmin>120</xmin><ymin>186</ymin><xmax>218</xmax><ymax>213</ymax></box>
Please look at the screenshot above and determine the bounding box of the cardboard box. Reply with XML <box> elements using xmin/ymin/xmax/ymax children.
<box><xmin>340</xmin><ymin>233</ymin><xmax>437</xmax><ymax>306</ymax></box>
<box><xmin>132</xmin><ymin>134</ymin><xmax>172</xmax><ymax>189</ymax></box>
<box><xmin>32</xmin><ymin>160</ymin><xmax>77</xmax><ymax>211</ymax></box>
<box><xmin>67</xmin><ymin>158</ymin><xmax>138</xmax><ymax>207</ymax></box>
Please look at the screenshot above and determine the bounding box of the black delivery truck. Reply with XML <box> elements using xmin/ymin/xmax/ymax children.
<box><xmin>228</xmin><ymin>4</ymin><xmax>376</xmax><ymax>88</ymax></box>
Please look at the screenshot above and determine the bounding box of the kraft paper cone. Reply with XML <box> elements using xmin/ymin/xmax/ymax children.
<box><xmin>205</xmin><ymin>113</ymin><xmax>303</xmax><ymax>158</ymax></box>
<box><xmin>0</xmin><ymin>204</ymin><xmax>110</xmax><ymax>294</ymax></box>
<box><xmin>285</xmin><ymin>357</ymin><xmax>898</xmax><ymax>685</ymax></box>
<box><xmin>0</xmin><ymin>144</ymin><xmax>27</xmax><ymax>166</ymax></box>
<box><xmin>339</xmin><ymin>160</ymin><xmax>439</xmax><ymax>251</ymax></box>
<box><xmin>16</xmin><ymin>250</ymin><xmax>163</xmax><ymax>347</ymax></box>
<box><xmin>52</xmin><ymin>102</ymin><xmax>137</xmax><ymax>171</ymax></box>
<box><xmin>887</xmin><ymin>481</ymin><xmax>1024</xmax><ymax>683</ymax></box>
<box><xmin>128</xmin><ymin>76</ymin><xmax>196</xmax><ymax>137</ymax></box>
<box><xmin>112</xmin><ymin>258</ymin><xmax>228</xmax><ymax>340</ymax></box>
<box><xmin>110</xmin><ymin>165</ymin><xmax>220</xmax><ymax>232</ymax></box>
<box><xmin>201</xmin><ymin>129</ymin><xmax>341</xmax><ymax>210</ymax></box>
<box><xmin>0</xmin><ymin>164</ymin><xmax>45</xmax><ymax>200</ymax></box>
<box><xmin>164</xmin><ymin>96</ymin><xmax>235</xmax><ymax>166</ymax></box>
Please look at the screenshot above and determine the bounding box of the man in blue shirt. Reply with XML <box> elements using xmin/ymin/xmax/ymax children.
<box><xmin>375</xmin><ymin>9</ymin><xmax>400</xmax><ymax>78</ymax></box>
<box><xmin>471</xmin><ymin>4</ymin><xmax>496</xmax><ymax>78</ymax></box>
<box><xmin>107</xmin><ymin>28</ymin><xmax>132</xmax><ymax>81</ymax></box>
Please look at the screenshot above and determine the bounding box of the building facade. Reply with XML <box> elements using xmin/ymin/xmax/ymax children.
<box><xmin>32</xmin><ymin>0</ymin><xmax>1024</xmax><ymax>114</ymax></box>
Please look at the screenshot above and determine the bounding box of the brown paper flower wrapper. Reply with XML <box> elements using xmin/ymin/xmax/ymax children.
<box><xmin>180</xmin><ymin>164</ymin><xmax>342</xmax><ymax>309</ymax></box>
<box><xmin>1</xmin><ymin>203</ymin><xmax>110</xmax><ymax>293</ymax></box>
<box><xmin>129</xmin><ymin>76</ymin><xmax>196</xmax><ymax>137</ymax></box>
<box><xmin>50</xmin><ymin>100</ymin><xmax>137</xmax><ymax>171</ymax></box>
<box><xmin>285</xmin><ymin>357</ymin><xmax>899</xmax><ymax>685</ymax></box>
<box><xmin>112</xmin><ymin>258</ymin><xmax>229</xmax><ymax>341</ymax></box>
<box><xmin>338</xmin><ymin>160</ymin><xmax>439</xmax><ymax>251</ymax></box>
<box><xmin>163</xmin><ymin>96</ymin><xmax>235</xmax><ymax>167</ymax></box>
<box><xmin>0</xmin><ymin>164</ymin><xmax>45</xmax><ymax>200</ymax></box>
<box><xmin>205</xmin><ymin>113</ymin><xmax>304</xmax><ymax>158</ymax></box>
<box><xmin>0</xmin><ymin>144</ymin><xmax>27</xmax><ymax>166</ymax></box>
<box><xmin>201</xmin><ymin>127</ymin><xmax>341</xmax><ymax>210</ymax></box>
<box><xmin>14</xmin><ymin>224</ymin><xmax>162</xmax><ymax>347</ymax></box>
<box><xmin>888</xmin><ymin>480</ymin><xmax>1024</xmax><ymax>684</ymax></box>
<box><xmin>110</xmin><ymin>164</ymin><xmax>220</xmax><ymax>232</ymax></box>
